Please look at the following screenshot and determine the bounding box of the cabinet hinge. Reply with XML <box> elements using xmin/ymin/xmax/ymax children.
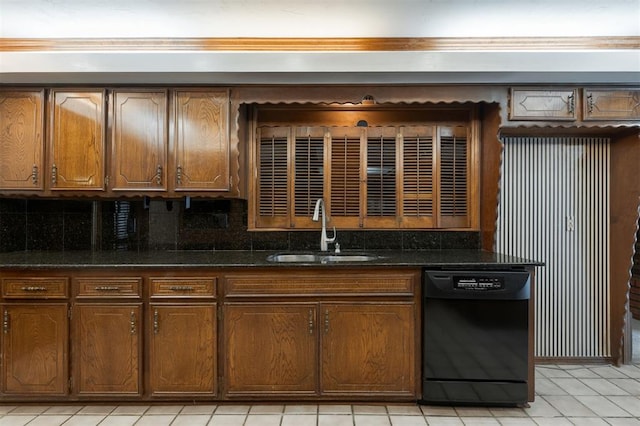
<box><xmin>229</xmin><ymin>176</ymin><xmax>233</xmax><ymax>187</ymax></box>
<box><xmin>68</xmin><ymin>377</ymin><xmax>73</xmax><ymax>392</ymax></box>
<box><xmin>105</xmin><ymin>175</ymin><xmax>110</xmax><ymax>187</ymax></box>
<box><xmin>68</xmin><ymin>306</ymin><xmax>72</xmax><ymax>319</ymax></box>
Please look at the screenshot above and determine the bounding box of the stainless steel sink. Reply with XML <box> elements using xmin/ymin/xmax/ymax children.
<box><xmin>266</xmin><ymin>252</ymin><xmax>380</xmax><ymax>263</ymax></box>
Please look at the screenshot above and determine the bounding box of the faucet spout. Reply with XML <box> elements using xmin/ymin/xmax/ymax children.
<box><xmin>312</xmin><ymin>198</ymin><xmax>337</xmax><ymax>252</ymax></box>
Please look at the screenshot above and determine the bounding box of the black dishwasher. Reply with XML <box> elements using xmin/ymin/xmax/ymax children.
<box><xmin>420</xmin><ymin>269</ymin><xmax>530</xmax><ymax>406</ymax></box>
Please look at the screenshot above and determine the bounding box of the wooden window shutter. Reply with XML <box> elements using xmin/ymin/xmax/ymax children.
<box><xmin>438</xmin><ymin>125</ymin><xmax>469</xmax><ymax>228</ymax></box>
<box><xmin>293</xmin><ymin>127</ymin><xmax>325</xmax><ymax>227</ymax></box>
<box><xmin>255</xmin><ymin>127</ymin><xmax>290</xmax><ymax>228</ymax></box>
<box><xmin>364</xmin><ymin>127</ymin><xmax>399</xmax><ymax>228</ymax></box>
<box><xmin>399</xmin><ymin>126</ymin><xmax>435</xmax><ymax>228</ymax></box>
<box><xmin>327</xmin><ymin>127</ymin><xmax>364</xmax><ymax>228</ymax></box>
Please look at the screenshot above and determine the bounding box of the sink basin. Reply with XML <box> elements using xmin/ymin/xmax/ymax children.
<box><xmin>266</xmin><ymin>252</ymin><xmax>380</xmax><ymax>263</ymax></box>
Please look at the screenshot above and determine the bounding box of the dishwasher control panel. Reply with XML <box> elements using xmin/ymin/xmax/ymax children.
<box><xmin>453</xmin><ymin>276</ymin><xmax>504</xmax><ymax>291</ymax></box>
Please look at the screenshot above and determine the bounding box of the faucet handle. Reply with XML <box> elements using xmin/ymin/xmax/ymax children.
<box><xmin>334</xmin><ymin>243</ymin><xmax>341</xmax><ymax>253</ymax></box>
<box><xmin>327</xmin><ymin>226</ymin><xmax>337</xmax><ymax>243</ymax></box>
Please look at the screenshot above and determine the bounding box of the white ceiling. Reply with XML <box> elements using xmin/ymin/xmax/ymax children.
<box><xmin>1</xmin><ymin>0</ymin><xmax>639</xmax><ymax>84</ymax></box>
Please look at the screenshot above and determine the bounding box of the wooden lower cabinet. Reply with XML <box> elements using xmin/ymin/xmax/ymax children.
<box><xmin>73</xmin><ymin>303</ymin><xmax>142</xmax><ymax>396</ymax></box>
<box><xmin>1</xmin><ymin>303</ymin><xmax>68</xmax><ymax>396</ymax></box>
<box><xmin>224</xmin><ymin>303</ymin><xmax>318</xmax><ymax>396</ymax></box>
<box><xmin>321</xmin><ymin>302</ymin><xmax>415</xmax><ymax>396</ymax></box>
<box><xmin>223</xmin><ymin>300</ymin><xmax>417</xmax><ymax>398</ymax></box>
<box><xmin>149</xmin><ymin>304</ymin><xmax>217</xmax><ymax>396</ymax></box>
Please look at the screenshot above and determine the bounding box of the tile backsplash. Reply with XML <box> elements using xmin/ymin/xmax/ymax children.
<box><xmin>0</xmin><ymin>198</ymin><xmax>480</xmax><ymax>252</ymax></box>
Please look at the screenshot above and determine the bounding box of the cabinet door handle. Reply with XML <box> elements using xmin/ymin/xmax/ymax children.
<box><xmin>32</xmin><ymin>165</ymin><xmax>38</xmax><ymax>185</ymax></box>
<box><xmin>130</xmin><ymin>310</ymin><xmax>137</xmax><ymax>334</ymax></box>
<box><xmin>156</xmin><ymin>165</ymin><xmax>163</xmax><ymax>185</ymax></box>
<box><xmin>176</xmin><ymin>165</ymin><xmax>182</xmax><ymax>185</ymax></box>
<box><xmin>153</xmin><ymin>309</ymin><xmax>159</xmax><ymax>334</ymax></box>
<box><xmin>20</xmin><ymin>286</ymin><xmax>47</xmax><ymax>292</ymax></box>
<box><xmin>95</xmin><ymin>286</ymin><xmax>120</xmax><ymax>292</ymax></box>
<box><xmin>51</xmin><ymin>164</ymin><xmax>57</xmax><ymax>185</ymax></box>
<box><xmin>308</xmin><ymin>309</ymin><xmax>314</xmax><ymax>334</ymax></box>
<box><xmin>324</xmin><ymin>309</ymin><xmax>329</xmax><ymax>333</ymax></box>
<box><xmin>169</xmin><ymin>285</ymin><xmax>194</xmax><ymax>292</ymax></box>
<box><xmin>3</xmin><ymin>310</ymin><xmax>9</xmax><ymax>334</ymax></box>
<box><xmin>568</xmin><ymin>93</ymin><xmax>575</xmax><ymax>115</ymax></box>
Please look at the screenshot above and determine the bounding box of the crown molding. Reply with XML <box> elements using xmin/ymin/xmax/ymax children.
<box><xmin>1</xmin><ymin>36</ymin><xmax>639</xmax><ymax>52</ymax></box>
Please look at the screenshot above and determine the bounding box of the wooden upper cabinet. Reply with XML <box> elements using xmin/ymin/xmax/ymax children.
<box><xmin>173</xmin><ymin>90</ymin><xmax>230</xmax><ymax>191</ymax></box>
<box><xmin>583</xmin><ymin>88</ymin><xmax>640</xmax><ymax>120</ymax></box>
<box><xmin>111</xmin><ymin>90</ymin><xmax>168</xmax><ymax>191</ymax></box>
<box><xmin>509</xmin><ymin>88</ymin><xmax>577</xmax><ymax>121</ymax></box>
<box><xmin>49</xmin><ymin>90</ymin><xmax>106</xmax><ymax>190</ymax></box>
<box><xmin>0</xmin><ymin>90</ymin><xmax>44</xmax><ymax>190</ymax></box>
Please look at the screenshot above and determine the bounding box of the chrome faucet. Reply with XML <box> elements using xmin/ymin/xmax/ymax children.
<box><xmin>312</xmin><ymin>198</ymin><xmax>337</xmax><ymax>252</ymax></box>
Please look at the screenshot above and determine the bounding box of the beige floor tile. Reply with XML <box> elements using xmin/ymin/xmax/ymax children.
<box><xmin>388</xmin><ymin>415</ymin><xmax>427</xmax><ymax>426</ymax></box>
<box><xmin>58</xmin><ymin>415</ymin><xmax>105</xmax><ymax>426</ymax></box>
<box><xmin>489</xmin><ymin>407</ymin><xmax>528</xmax><ymax>417</ymax></box>
<box><xmin>454</xmin><ymin>407</ymin><xmax>493</xmax><ymax>417</ymax></box>
<box><xmin>0</xmin><ymin>416</ymin><xmax>36</xmax><ymax>426</ymax></box>
<box><xmin>574</xmin><ymin>395</ymin><xmax>633</xmax><ymax>417</ymax></box>
<box><xmin>603</xmin><ymin>419</ymin><xmax>640</xmax><ymax>426</ymax></box>
<box><xmin>24</xmin><ymin>416</ymin><xmax>71</xmax><ymax>426</ymax></box>
<box><xmin>589</xmin><ymin>366</ymin><xmax>630</xmax><ymax>379</ymax></box>
<box><xmin>281</xmin><ymin>415</ymin><xmax>317</xmax><ymax>426</ymax></box>
<box><xmin>616</xmin><ymin>365</ymin><xmax>640</xmax><ymax>379</ymax></box>
<box><xmin>7</xmin><ymin>406</ymin><xmax>50</xmax><ymax>415</ymax></box>
<box><xmin>535</xmin><ymin>378</ymin><xmax>569</xmax><ymax>396</ymax></box>
<box><xmin>355</xmin><ymin>414</ymin><xmax>391</xmax><ymax>426</ymax></box>
<box><xmin>565</xmin><ymin>418</ymin><xmax>609</xmax><ymax>425</ymax></box>
<box><xmin>497</xmin><ymin>418</ymin><xmax>537</xmax><ymax>425</ymax></box>
<box><xmin>244</xmin><ymin>414</ymin><xmax>282</xmax><ymax>426</ymax></box>
<box><xmin>523</xmin><ymin>398</ymin><xmax>562</xmax><ymax>418</ymax></box>
<box><xmin>181</xmin><ymin>405</ymin><xmax>217</xmax><ymax>415</ymax></box>
<box><xmin>0</xmin><ymin>407</ymin><xmax>17</xmax><ymax>415</ymax></box>
<box><xmin>318</xmin><ymin>414</ymin><xmax>354</xmax><ymax>426</ymax></box>
<box><xmin>318</xmin><ymin>405</ymin><xmax>352</xmax><ymax>414</ymax></box>
<box><xmin>420</xmin><ymin>405</ymin><xmax>457</xmax><ymax>416</ymax></box>
<box><xmin>110</xmin><ymin>405</ymin><xmax>150</xmax><ymax>415</ymax></box>
<box><xmin>43</xmin><ymin>406</ymin><xmax>84</xmax><ymax>415</ymax></box>
<box><xmin>77</xmin><ymin>406</ymin><xmax>116</xmax><ymax>415</ymax></box>
<box><xmin>134</xmin><ymin>415</ymin><xmax>175</xmax><ymax>426</ymax></box>
<box><xmin>214</xmin><ymin>405</ymin><xmax>251</xmax><ymax>415</ymax></box>
<box><xmin>424</xmin><ymin>417</ymin><xmax>464</xmax><ymax>426</ymax></box>
<box><xmin>530</xmin><ymin>418</ymin><xmax>573</xmax><ymax>425</ymax></box>
<box><xmin>580</xmin><ymin>378</ymin><xmax>630</xmax><ymax>395</ymax></box>
<box><xmin>144</xmin><ymin>405</ymin><xmax>183</xmax><ymax>415</ymax></box>
<box><xmin>386</xmin><ymin>405</ymin><xmax>423</xmax><ymax>415</ymax></box>
<box><xmin>543</xmin><ymin>395</ymin><xmax>596</xmax><ymax>417</ymax></box>
<box><xmin>96</xmin><ymin>415</ymin><xmax>139</xmax><ymax>426</ymax></box>
<box><xmin>565</xmin><ymin>368</ymin><xmax>601</xmax><ymax>379</ymax></box>
<box><xmin>607</xmin><ymin>395</ymin><xmax>640</xmax><ymax>416</ymax></box>
<box><xmin>353</xmin><ymin>404</ymin><xmax>387</xmax><ymax>414</ymax></box>
<box><xmin>171</xmin><ymin>414</ymin><xmax>212</xmax><ymax>426</ymax></box>
<box><xmin>249</xmin><ymin>404</ymin><xmax>284</xmax><ymax>414</ymax></box>
<box><xmin>459</xmin><ymin>418</ymin><xmax>499</xmax><ymax>425</ymax></box>
<box><xmin>609</xmin><ymin>378</ymin><xmax>640</xmax><ymax>394</ymax></box>
<box><xmin>207</xmin><ymin>415</ymin><xmax>246</xmax><ymax>426</ymax></box>
<box><xmin>550</xmin><ymin>378</ymin><xmax>599</xmax><ymax>395</ymax></box>
<box><xmin>536</xmin><ymin>367</ymin><xmax>573</xmax><ymax>378</ymax></box>
<box><xmin>284</xmin><ymin>404</ymin><xmax>318</xmax><ymax>414</ymax></box>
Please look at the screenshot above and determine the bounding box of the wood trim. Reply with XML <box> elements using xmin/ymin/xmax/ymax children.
<box><xmin>1</xmin><ymin>37</ymin><xmax>638</xmax><ymax>52</ymax></box>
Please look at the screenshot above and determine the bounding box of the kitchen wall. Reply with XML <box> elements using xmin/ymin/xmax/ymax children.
<box><xmin>0</xmin><ymin>198</ymin><xmax>480</xmax><ymax>253</ymax></box>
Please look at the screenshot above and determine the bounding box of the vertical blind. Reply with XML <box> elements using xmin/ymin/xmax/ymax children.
<box><xmin>497</xmin><ymin>136</ymin><xmax>610</xmax><ymax>358</ymax></box>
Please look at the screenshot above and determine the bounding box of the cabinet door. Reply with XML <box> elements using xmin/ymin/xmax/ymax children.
<box><xmin>583</xmin><ymin>88</ymin><xmax>640</xmax><ymax>120</ymax></box>
<box><xmin>0</xmin><ymin>90</ymin><xmax>44</xmax><ymax>190</ymax></box>
<box><xmin>174</xmin><ymin>90</ymin><xmax>230</xmax><ymax>191</ymax></box>
<box><xmin>2</xmin><ymin>303</ymin><xmax>68</xmax><ymax>395</ymax></box>
<box><xmin>73</xmin><ymin>303</ymin><xmax>142</xmax><ymax>395</ymax></box>
<box><xmin>224</xmin><ymin>303</ymin><xmax>317</xmax><ymax>396</ymax></box>
<box><xmin>111</xmin><ymin>90</ymin><xmax>168</xmax><ymax>191</ymax></box>
<box><xmin>320</xmin><ymin>302</ymin><xmax>415</xmax><ymax>396</ymax></box>
<box><xmin>509</xmin><ymin>89</ymin><xmax>577</xmax><ymax>120</ymax></box>
<box><xmin>49</xmin><ymin>90</ymin><xmax>105</xmax><ymax>190</ymax></box>
<box><xmin>149</xmin><ymin>304</ymin><xmax>216</xmax><ymax>396</ymax></box>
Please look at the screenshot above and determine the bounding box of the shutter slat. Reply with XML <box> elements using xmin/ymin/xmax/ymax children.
<box><xmin>367</xmin><ymin>129</ymin><xmax>396</xmax><ymax>217</ymax></box>
<box><xmin>402</xmin><ymin>127</ymin><xmax>434</xmax><ymax>218</ymax></box>
<box><xmin>440</xmin><ymin>126</ymin><xmax>468</xmax><ymax>222</ymax></box>
<box><xmin>258</xmin><ymin>128</ymin><xmax>289</xmax><ymax>218</ymax></box>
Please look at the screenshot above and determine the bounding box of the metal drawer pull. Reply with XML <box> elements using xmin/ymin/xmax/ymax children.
<box><xmin>20</xmin><ymin>286</ymin><xmax>47</xmax><ymax>292</ymax></box>
<box><xmin>32</xmin><ymin>165</ymin><xmax>38</xmax><ymax>184</ymax></box>
<box><xmin>156</xmin><ymin>165</ymin><xmax>163</xmax><ymax>185</ymax></box>
<box><xmin>176</xmin><ymin>165</ymin><xmax>183</xmax><ymax>185</ymax></box>
<box><xmin>153</xmin><ymin>309</ymin><xmax>159</xmax><ymax>334</ymax></box>
<box><xmin>169</xmin><ymin>285</ymin><xmax>194</xmax><ymax>292</ymax></box>
<box><xmin>130</xmin><ymin>311</ymin><xmax>136</xmax><ymax>334</ymax></box>
<box><xmin>3</xmin><ymin>311</ymin><xmax>9</xmax><ymax>334</ymax></box>
<box><xmin>95</xmin><ymin>286</ymin><xmax>121</xmax><ymax>292</ymax></box>
<box><xmin>51</xmin><ymin>164</ymin><xmax>57</xmax><ymax>185</ymax></box>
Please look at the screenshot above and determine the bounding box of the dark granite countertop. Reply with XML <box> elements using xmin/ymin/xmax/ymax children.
<box><xmin>0</xmin><ymin>250</ymin><xmax>543</xmax><ymax>269</ymax></box>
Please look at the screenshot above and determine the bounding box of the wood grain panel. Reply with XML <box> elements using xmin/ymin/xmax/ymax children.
<box><xmin>75</xmin><ymin>277</ymin><xmax>142</xmax><ymax>298</ymax></box>
<box><xmin>2</xmin><ymin>277</ymin><xmax>69</xmax><ymax>299</ymax></box>
<box><xmin>0</xmin><ymin>90</ymin><xmax>44</xmax><ymax>190</ymax></box>
<box><xmin>149</xmin><ymin>277</ymin><xmax>216</xmax><ymax>298</ymax></box>
<box><xmin>149</xmin><ymin>304</ymin><xmax>216</xmax><ymax>395</ymax></box>
<box><xmin>2</xmin><ymin>304</ymin><xmax>68</xmax><ymax>395</ymax></box>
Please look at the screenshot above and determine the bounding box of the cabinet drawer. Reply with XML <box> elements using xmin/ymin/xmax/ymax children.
<box><xmin>225</xmin><ymin>272</ymin><xmax>416</xmax><ymax>298</ymax></box>
<box><xmin>150</xmin><ymin>277</ymin><xmax>217</xmax><ymax>298</ymax></box>
<box><xmin>2</xmin><ymin>277</ymin><xmax>69</xmax><ymax>299</ymax></box>
<box><xmin>509</xmin><ymin>88</ymin><xmax>577</xmax><ymax>120</ymax></box>
<box><xmin>76</xmin><ymin>277</ymin><xmax>142</xmax><ymax>298</ymax></box>
<box><xmin>583</xmin><ymin>88</ymin><xmax>640</xmax><ymax>120</ymax></box>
